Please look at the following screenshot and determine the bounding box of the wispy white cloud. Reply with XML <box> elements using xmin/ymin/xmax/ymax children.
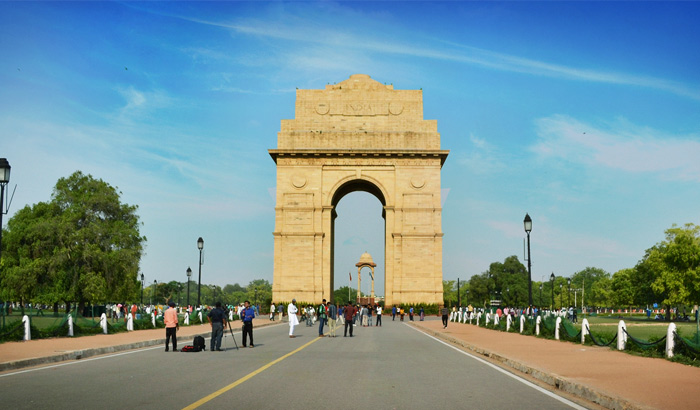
<box><xmin>158</xmin><ymin>8</ymin><xmax>700</xmax><ymax>101</ymax></box>
<box><xmin>456</xmin><ymin>133</ymin><xmax>508</xmax><ymax>175</ymax></box>
<box><xmin>532</xmin><ymin>115</ymin><xmax>700</xmax><ymax>182</ymax></box>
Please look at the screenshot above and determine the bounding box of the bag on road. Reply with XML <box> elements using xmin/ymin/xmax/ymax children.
<box><xmin>193</xmin><ymin>335</ymin><xmax>206</xmax><ymax>352</ymax></box>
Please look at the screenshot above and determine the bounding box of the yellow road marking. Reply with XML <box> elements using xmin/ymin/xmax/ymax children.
<box><xmin>181</xmin><ymin>337</ymin><xmax>321</xmax><ymax>410</ymax></box>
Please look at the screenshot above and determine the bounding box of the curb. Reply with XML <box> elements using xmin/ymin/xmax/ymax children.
<box><xmin>0</xmin><ymin>320</ymin><xmax>280</xmax><ymax>373</ymax></box>
<box><xmin>412</xmin><ymin>323</ymin><xmax>652</xmax><ymax>410</ymax></box>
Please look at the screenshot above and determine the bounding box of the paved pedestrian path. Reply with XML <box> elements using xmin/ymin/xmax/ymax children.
<box><xmin>412</xmin><ymin>318</ymin><xmax>699</xmax><ymax>410</ymax></box>
<box><xmin>0</xmin><ymin>318</ymin><xmax>281</xmax><ymax>372</ymax></box>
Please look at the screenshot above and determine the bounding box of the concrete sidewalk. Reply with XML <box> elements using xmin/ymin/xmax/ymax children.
<box><xmin>412</xmin><ymin>319</ymin><xmax>700</xmax><ymax>410</ymax></box>
<box><xmin>0</xmin><ymin>318</ymin><xmax>281</xmax><ymax>372</ymax></box>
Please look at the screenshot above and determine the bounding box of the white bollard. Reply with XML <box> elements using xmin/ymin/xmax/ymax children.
<box><xmin>127</xmin><ymin>313</ymin><xmax>134</xmax><ymax>331</ymax></box>
<box><xmin>184</xmin><ymin>312</ymin><xmax>190</xmax><ymax>325</ymax></box>
<box><xmin>506</xmin><ymin>314</ymin><xmax>512</xmax><ymax>332</ymax></box>
<box><xmin>68</xmin><ymin>314</ymin><xmax>74</xmax><ymax>337</ymax></box>
<box><xmin>581</xmin><ymin>318</ymin><xmax>590</xmax><ymax>344</ymax></box>
<box><xmin>485</xmin><ymin>312</ymin><xmax>490</xmax><ymax>325</ymax></box>
<box><xmin>198</xmin><ymin>311</ymin><xmax>203</xmax><ymax>323</ymax></box>
<box><xmin>536</xmin><ymin>315</ymin><xmax>541</xmax><ymax>336</ymax></box>
<box><xmin>476</xmin><ymin>312</ymin><xmax>481</xmax><ymax>326</ymax></box>
<box><xmin>666</xmin><ymin>322</ymin><xmax>676</xmax><ymax>358</ymax></box>
<box><xmin>494</xmin><ymin>314</ymin><xmax>500</xmax><ymax>326</ymax></box>
<box><xmin>151</xmin><ymin>312</ymin><xmax>156</xmax><ymax>327</ymax></box>
<box><xmin>229</xmin><ymin>310</ymin><xmax>234</xmax><ymax>321</ymax></box>
<box><xmin>100</xmin><ymin>313</ymin><xmax>108</xmax><ymax>334</ymax></box>
<box><xmin>555</xmin><ymin>317</ymin><xmax>562</xmax><ymax>340</ymax></box>
<box><xmin>520</xmin><ymin>314</ymin><xmax>525</xmax><ymax>334</ymax></box>
<box><xmin>617</xmin><ymin>320</ymin><xmax>627</xmax><ymax>350</ymax></box>
<box><xmin>22</xmin><ymin>315</ymin><xmax>31</xmax><ymax>341</ymax></box>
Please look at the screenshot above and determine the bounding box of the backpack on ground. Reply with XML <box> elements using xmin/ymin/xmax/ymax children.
<box><xmin>193</xmin><ymin>335</ymin><xmax>206</xmax><ymax>352</ymax></box>
<box><xmin>181</xmin><ymin>345</ymin><xmax>196</xmax><ymax>352</ymax></box>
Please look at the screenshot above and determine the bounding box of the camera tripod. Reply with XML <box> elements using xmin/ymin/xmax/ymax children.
<box><xmin>224</xmin><ymin>320</ymin><xmax>239</xmax><ymax>350</ymax></box>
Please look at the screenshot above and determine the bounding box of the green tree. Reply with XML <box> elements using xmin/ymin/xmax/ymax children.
<box><xmin>1</xmin><ymin>171</ymin><xmax>146</xmax><ymax>312</ymax></box>
<box><xmin>467</xmin><ymin>273</ymin><xmax>490</xmax><ymax>307</ymax></box>
<box><xmin>571</xmin><ymin>267</ymin><xmax>611</xmax><ymax>308</ymax></box>
<box><xmin>246</xmin><ymin>279</ymin><xmax>272</xmax><ymax>307</ymax></box>
<box><xmin>443</xmin><ymin>280</ymin><xmax>457</xmax><ymax>307</ymax></box>
<box><xmin>640</xmin><ymin>224</ymin><xmax>700</xmax><ymax>318</ymax></box>
<box><xmin>333</xmin><ymin>286</ymin><xmax>356</xmax><ymax>305</ymax></box>
<box><xmin>610</xmin><ymin>268</ymin><xmax>635</xmax><ymax>313</ymax></box>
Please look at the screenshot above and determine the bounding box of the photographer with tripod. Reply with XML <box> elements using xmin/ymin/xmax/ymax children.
<box><xmin>207</xmin><ymin>302</ymin><xmax>227</xmax><ymax>351</ymax></box>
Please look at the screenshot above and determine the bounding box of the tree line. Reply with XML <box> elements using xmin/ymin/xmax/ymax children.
<box><xmin>0</xmin><ymin>171</ymin><xmax>275</xmax><ymax>314</ymax></box>
<box><xmin>443</xmin><ymin>223</ymin><xmax>700</xmax><ymax>319</ymax></box>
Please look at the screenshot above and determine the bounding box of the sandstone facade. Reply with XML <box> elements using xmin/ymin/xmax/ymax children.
<box><xmin>270</xmin><ymin>74</ymin><xmax>448</xmax><ymax>306</ymax></box>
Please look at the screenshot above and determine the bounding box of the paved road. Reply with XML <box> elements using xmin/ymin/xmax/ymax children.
<box><xmin>0</xmin><ymin>318</ymin><xmax>587</xmax><ymax>410</ymax></box>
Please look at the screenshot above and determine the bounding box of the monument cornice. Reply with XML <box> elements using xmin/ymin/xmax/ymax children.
<box><xmin>269</xmin><ymin>149</ymin><xmax>449</xmax><ymax>166</ymax></box>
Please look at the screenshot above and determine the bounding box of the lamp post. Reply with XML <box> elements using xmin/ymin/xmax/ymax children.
<box><xmin>523</xmin><ymin>214</ymin><xmax>533</xmax><ymax>307</ymax></box>
<box><xmin>186</xmin><ymin>267</ymin><xmax>192</xmax><ymax>309</ymax></box>
<box><xmin>0</xmin><ymin>159</ymin><xmax>7</xmax><ymax>328</ymax></box>
<box><xmin>567</xmin><ymin>278</ymin><xmax>571</xmax><ymax>308</ymax></box>
<box><xmin>466</xmin><ymin>290</ymin><xmax>469</xmax><ymax>305</ymax></box>
<box><xmin>539</xmin><ymin>283</ymin><xmax>543</xmax><ymax>307</ymax></box>
<box><xmin>140</xmin><ymin>274</ymin><xmax>144</xmax><ymax>307</ymax></box>
<box><xmin>506</xmin><ymin>287</ymin><xmax>510</xmax><ymax>307</ymax></box>
<box><xmin>197</xmin><ymin>237</ymin><xmax>204</xmax><ymax>308</ymax></box>
<box><xmin>152</xmin><ymin>280</ymin><xmax>157</xmax><ymax>305</ymax></box>
<box><xmin>550</xmin><ymin>273</ymin><xmax>555</xmax><ymax>311</ymax></box>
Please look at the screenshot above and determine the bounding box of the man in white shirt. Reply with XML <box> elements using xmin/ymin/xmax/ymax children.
<box><xmin>287</xmin><ymin>299</ymin><xmax>299</xmax><ymax>338</ymax></box>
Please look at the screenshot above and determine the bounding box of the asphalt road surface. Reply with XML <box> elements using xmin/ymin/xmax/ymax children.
<box><xmin>0</xmin><ymin>318</ymin><xmax>588</xmax><ymax>409</ymax></box>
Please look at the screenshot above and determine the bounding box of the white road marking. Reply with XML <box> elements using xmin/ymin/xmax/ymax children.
<box><xmin>408</xmin><ymin>324</ymin><xmax>589</xmax><ymax>410</ymax></box>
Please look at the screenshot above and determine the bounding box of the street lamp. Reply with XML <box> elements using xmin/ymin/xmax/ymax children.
<box><xmin>524</xmin><ymin>213</ymin><xmax>533</xmax><ymax>307</ymax></box>
<box><xmin>140</xmin><ymin>273</ymin><xmax>144</xmax><ymax>306</ymax></box>
<box><xmin>466</xmin><ymin>289</ymin><xmax>469</xmax><ymax>305</ymax></box>
<box><xmin>152</xmin><ymin>280</ymin><xmax>157</xmax><ymax>305</ymax></box>
<box><xmin>0</xmin><ymin>159</ymin><xmax>8</xmax><ymax>328</ymax></box>
<box><xmin>550</xmin><ymin>273</ymin><xmax>555</xmax><ymax>311</ymax></box>
<box><xmin>186</xmin><ymin>267</ymin><xmax>192</xmax><ymax>309</ymax></box>
<box><xmin>197</xmin><ymin>237</ymin><xmax>204</xmax><ymax>307</ymax></box>
<box><xmin>539</xmin><ymin>283</ymin><xmax>543</xmax><ymax>307</ymax></box>
<box><xmin>0</xmin><ymin>158</ymin><xmax>10</xmax><ymax>266</ymax></box>
<box><xmin>567</xmin><ymin>278</ymin><xmax>571</xmax><ymax>308</ymax></box>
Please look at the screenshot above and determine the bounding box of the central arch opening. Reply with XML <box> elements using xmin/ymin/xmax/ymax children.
<box><xmin>331</xmin><ymin>180</ymin><xmax>386</xmax><ymax>305</ymax></box>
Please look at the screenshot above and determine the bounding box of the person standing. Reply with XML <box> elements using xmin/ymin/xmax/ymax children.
<box><xmin>278</xmin><ymin>303</ymin><xmax>284</xmax><ymax>321</ymax></box>
<box><xmin>409</xmin><ymin>307</ymin><xmax>414</xmax><ymax>321</ymax></box>
<box><xmin>241</xmin><ymin>300</ymin><xmax>255</xmax><ymax>348</ymax></box>
<box><xmin>344</xmin><ymin>302</ymin><xmax>357</xmax><ymax>337</ymax></box>
<box><xmin>420</xmin><ymin>306</ymin><xmax>425</xmax><ymax>321</ymax></box>
<box><xmin>375</xmin><ymin>304</ymin><xmax>382</xmax><ymax>326</ymax></box>
<box><xmin>327</xmin><ymin>300</ymin><xmax>337</xmax><ymax>337</ymax></box>
<box><xmin>288</xmin><ymin>299</ymin><xmax>299</xmax><ymax>338</ymax></box>
<box><xmin>392</xmin><ymin>305</ymin><xmax>397</xmax><ymax>321</ymax></box>
<box><xmin>441</xmin><ymin>306</ymin><xmax>449</xmax><ymax>328</ymax></box>
<box><xmin>207</xmin><ymin>301</ymin><xmax>227</xmax><ymax>351</ymax></box>
<box><xmin>318</xmin><ymin>299</ymin><xmax>328</xmax><ymax>337</ymax></box>
<box><xmin>270</xmin><ymin>302</ymin><xmax>276</xmax><ymax>321</ymax></box>
<box><xmin>164</xmin><ymin>301</ymin><xmax>179</xmax><ymax>352</ymax></box>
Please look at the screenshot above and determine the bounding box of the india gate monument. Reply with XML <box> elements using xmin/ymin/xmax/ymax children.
<box><xmin>270</xmin><ymin>74</ymin><xmax>448</xmax><ymax>306</ymax></box>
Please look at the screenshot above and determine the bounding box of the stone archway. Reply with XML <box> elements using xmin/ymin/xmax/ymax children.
<box><xmin>269</xmin><ymin>74</ymin><xmax>448</xmax><ymax>306</ymax></box>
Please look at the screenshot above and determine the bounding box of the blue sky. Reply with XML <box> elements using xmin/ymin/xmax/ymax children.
<box><xmin>1</xmin><ymin>1</ymin><xmax>699</xmax><ymax>296</ymax></box>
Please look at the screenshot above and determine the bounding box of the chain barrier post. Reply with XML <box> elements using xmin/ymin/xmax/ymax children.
<box><xmin>666</xmin><ymin>322</ymin><xmax>676</xmax><ymax>358</ymax></box>
<box><xmin>617</xmin><ymin>320</ymin><xmax>627</xmax><ymax>350</ymax></box>
<box><xmin>581</xmin><ymin>318</ymin><xmax>590</xmax><ymax>344</ymax></box>
<box><xmin>555</xmin><ymin>316</ymin><xmax>562</xmax><ymax>340</ymax></box>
